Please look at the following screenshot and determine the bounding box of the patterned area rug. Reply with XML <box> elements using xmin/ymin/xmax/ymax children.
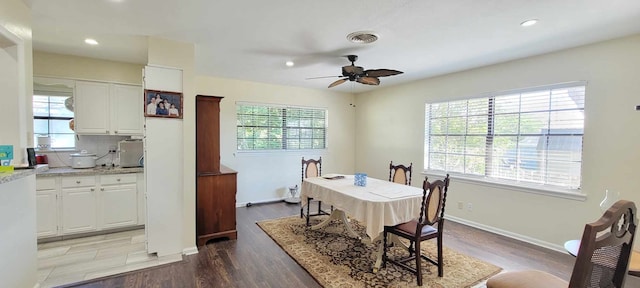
<box><xmin>257</xmin><ymin>216</ymin><xmax>501</xmax><ymax>288</ymax></box>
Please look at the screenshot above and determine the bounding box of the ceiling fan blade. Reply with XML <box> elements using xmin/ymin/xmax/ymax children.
<box><xmin>357</xmin><ymin>76</ymin><xmax>380</xmax><ymax>85</ymax></box>
<box><xmin>364</xmin><ymin>69</ymin><xmax>403</xmax><ymax>77</ymax></box>
<box><xmin>328</xmin><ymin>78</ymin><xmax>348</xmax><ymax>88</ymax></box>
<box><xmin>306</xmin><ymin>75</ymin><xmax>342</xmax><ymax>80</ymax></box>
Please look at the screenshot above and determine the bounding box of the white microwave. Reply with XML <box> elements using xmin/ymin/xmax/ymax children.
<box><xmin>118</xmin><ymin>140</ymin><xmax>143</xmax><ymax>168</ymax></box>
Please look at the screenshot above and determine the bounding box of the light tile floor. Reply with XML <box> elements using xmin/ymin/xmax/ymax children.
<box><xmin>37</xmin><ymin>229</ymin><xmax>180</xmax><ymax>288</ymax></box>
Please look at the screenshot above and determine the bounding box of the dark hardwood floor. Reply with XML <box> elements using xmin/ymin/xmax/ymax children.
<box><xmin>62</xmin><ymin>202</ymin><xmax>640</xmax><ymax>288</ymax></box>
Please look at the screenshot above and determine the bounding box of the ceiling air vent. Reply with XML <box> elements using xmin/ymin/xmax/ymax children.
<box><xmin>347</xmin><ymin>31</ymin><xmax>379</xmax><ymax>44</ymax></box>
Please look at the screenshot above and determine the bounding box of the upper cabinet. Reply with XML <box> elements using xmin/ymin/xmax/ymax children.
<box><xmin>75</xmin><ymin>81</ymin><xmax>143</xmax><ymax>135</ymax></box>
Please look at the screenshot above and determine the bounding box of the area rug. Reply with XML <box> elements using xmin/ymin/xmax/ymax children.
<box><xmin>257</xmin><ymin>216</ymin><xmax>501</xmax><ymax>288</ymax></box>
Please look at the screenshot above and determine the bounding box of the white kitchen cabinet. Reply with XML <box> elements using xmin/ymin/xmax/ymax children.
<box><xmin>111</xmin><ymin>84</ymin><xmax>143</xmax><ymax>135</ymax></box>
<box><xmin>37</xmin><ymin>173</ymin><xmax>143</xmax><ymax>239</ymax></box>
<box><xmin>61</xmin><ymin>175</ymin><xmax>98</xmax><ymax>234</ymax></box>
<box><xmin>75</xmin><ymin>81</ymin><xmax>143</xmax><ymax>135</ymax></box>
<box><xmin>36</xmin><ymin>177</ymin><xmax>58</xmax><ymax>238</ymax></box>
<box><xmin>99</xmin><ymin>174</ymin><xmax>138</xmax><ymax>229</ymax></box>
<box><xmin>74</xmin><ymin>81</ymin><xmax>111</xmax><ymax>134</ymax></box>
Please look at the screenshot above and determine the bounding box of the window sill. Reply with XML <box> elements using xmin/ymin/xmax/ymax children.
<box><xmin>422</xmin><ymin>170</ymin><xmax>587</xmax><ymax>201</ymax></box>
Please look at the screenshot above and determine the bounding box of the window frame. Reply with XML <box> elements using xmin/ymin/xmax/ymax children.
<box><xmin>423</xmin><ymin>81</ymin><xmax>587</xmax><ymax>199</ymax></box>
<box><xmin>33</xmin><ymin>91</ymin><xmax>76</xmax><ymax>150</ymax></box>
<box><xmin>236</xmin><ymin>102</ymin><xmax>328</xmax><ymax>152</ymax></box>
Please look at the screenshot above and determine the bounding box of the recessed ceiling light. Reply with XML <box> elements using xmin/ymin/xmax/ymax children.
<box><xmin>84</xmin><ymin>38</ymin><xmax>99</xmax><ymax>45</ymax></box>
<box><xmin>520</xmin><ymin>19</ymin><xmax>538</xmax><ymax>27</ymax></box>
<box><xmin>285</xmin><ymin>61</ymin><xmax>294</xmax><ymax>67</ymax></box>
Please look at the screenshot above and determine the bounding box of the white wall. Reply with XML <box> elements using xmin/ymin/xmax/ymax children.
<box><xmin>0</xmin><ymin>0</ymin><xmax>32</xmax><ymax>165</ymax></box>
<box><xmin>196</xmin><ymin>77</ymin><xmax>356</xmax><ymax>205</ymax></box>
<box><xmin>355</xmin><ymin>34</ymin><xmax>640</xmax><ymax>251</ymax></box>
<box><xmin>0</xmin><ymin>175</ymin><xmax>37</xmax><ymax>288</ymax></box>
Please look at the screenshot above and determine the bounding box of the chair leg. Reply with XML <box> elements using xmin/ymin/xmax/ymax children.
<box><xmin>415</xmin><ymin>240</ymin><xmax>422</xmax><ymax>286</ymax></box>
<box><xmin>437</xmin><ymin>236</ymin><xmax>443</xmax><ymax>277</ymax></box>
<box><xmin>317</xmin><ymin>201</ymin><xmax>322</xmax><ymax>215</ymax></box>
<box><xmin>300</xmin><ymin>206</ymin><xmax>303</xmax><ymax>218</ymax></box>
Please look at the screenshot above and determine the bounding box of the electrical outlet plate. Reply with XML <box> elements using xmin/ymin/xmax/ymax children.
<box><xmin>467</xmin><ymin>203</ymin><xmax>473</xmax><ymax>211</ymax></box>
<box><xmin>457</xmin><ymin>202</ymin><xmax>463</xmax><ymax>209</ymax></box>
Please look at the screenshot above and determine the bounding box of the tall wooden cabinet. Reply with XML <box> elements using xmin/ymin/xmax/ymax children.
<box><xmin>196</xmin><ymin>95</ymin><xmax>238</xmax><ymax>246</ymax></box>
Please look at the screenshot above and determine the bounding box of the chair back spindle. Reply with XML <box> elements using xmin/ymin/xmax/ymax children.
<box><xmin>389</xmin><ymin>161</ymin><xmax>413</xmax><ymax>185</ymax></box>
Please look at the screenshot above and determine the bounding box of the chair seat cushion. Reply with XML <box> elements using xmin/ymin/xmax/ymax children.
<box><xmin>486</xmin><ymin>270</ymin><xmax>567</xmax><ymax>288</ymax></box>
<box><xmin>395</xmin><ymin>219</ymin><xmax>437</xmax><ymax>236</ymax></box>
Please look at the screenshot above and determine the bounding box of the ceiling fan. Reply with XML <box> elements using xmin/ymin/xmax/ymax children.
<box><xmin>309</xmin><ymin>55</ymin><xmax>403</xmax><ymax>88</ymax></box>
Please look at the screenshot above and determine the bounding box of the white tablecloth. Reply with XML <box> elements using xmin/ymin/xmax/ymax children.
<box><xmin>301</xmin><ymin>175</ymin><xmax>424</xmax><ymax>240</ymax></box>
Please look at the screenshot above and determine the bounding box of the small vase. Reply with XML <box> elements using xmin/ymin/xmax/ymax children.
<box><xmin>599</xmin><ymin>189</ymin><xmax>619</xmax><ymax>212</ymax></box>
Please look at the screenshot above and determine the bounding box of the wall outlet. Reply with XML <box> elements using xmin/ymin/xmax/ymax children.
<box><xmin>457</xmin><ymin>202</ymin><xmax>463</xmax><ymax>210</ymax></box>
<box><xmin>467</xmin><ymin>203</ymin><xmax>473</xmax><ymax>211</ymax></box>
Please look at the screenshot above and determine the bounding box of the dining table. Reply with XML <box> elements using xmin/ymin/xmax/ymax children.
<box><xmin>301</xmin><ymin>174</ymin><xmax>424</xmax><ymax>272</ymax></box>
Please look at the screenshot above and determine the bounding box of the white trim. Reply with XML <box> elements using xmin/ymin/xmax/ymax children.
<box><xmin>447</xmin><ymin>215</ymin><xmax>566</xmax><ymax>254</ymax></box>
<box><xmin>442</xmin><ymin>80</ymin><xmax>589</xmax><ymax>103</ymax></box>
<box><xmin>33</xmin><ymin>283</ymin><xmax>40</xmax><ymax>288</ymax></box>
<box><xmin>182</xmin><ymin>246</ymin><xmax>199</xmax><ymax>256</ymax></box>
<box><xmin>236</xmin><ymin>100</ymin><xmax>328</xmax><ymax>110</ymax></box>
<box><xmin>423</xmin><ymin>171</ymin><xmax>587</xmax><ymax>201</ymax></box>
<box><xmin>236</xmin><ymin>197</ymin><xmax>287</xmax><ymax>208</ymax></box>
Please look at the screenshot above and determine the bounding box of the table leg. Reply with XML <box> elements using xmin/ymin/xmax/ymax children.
<box><xmin>373</xmin><ymin>234</ymin><xmax>409</xmax><ymax>273</ymax></box>
<box><xmin>309</xmin><ymin>209</ymin><xmax>361</xmax><ymax>240</ymax></box>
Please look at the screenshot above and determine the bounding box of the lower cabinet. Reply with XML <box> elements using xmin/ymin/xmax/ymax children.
<box><xmin>61</xmin><ymin>186</ymin><xmax>98</xmax><ymax>234</ymax></box>
<box><xmin>36</xmin><ymin>177</ymin><xmax>58</xmax><ymax>238</ymax></box>
<box><xmin>36</xmin><ymin>172</ymin><xmax>143</xmax><ymax>239</ymax></box>
<box><xmin>100</xmin><ymin>174</ymin><xmax>138</xmax><ymax>229</ymax></box>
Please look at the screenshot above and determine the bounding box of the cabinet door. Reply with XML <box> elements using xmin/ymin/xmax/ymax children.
<box><xmin>111</xmin><ymin>84</ymin><xmax>143</xmax><ymax>135</ymax></box>
<box><xmin>36</xmin><ymin>190</ymin><xmax>58</xmax><ymax>238</ymax></box>
<box><xmin>75</xmin><ymin>81</ymin><xmax>111</xmax><ymax>134</ymax></box>
<box><xmin>61</xmin><ymin>187</ymin><xmax>97</xmax><ymax>234</ymax></box>
<box><xmin>100</xmin><ymin>183</ymin><xmax>138</xmax><ymax>229</ymax></box>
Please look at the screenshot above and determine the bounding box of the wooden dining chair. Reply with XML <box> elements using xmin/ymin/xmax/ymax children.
<box><xmin>383</xmin><ymin>174</ymin><xmax>450</xmax><ymax>286</ymax></box>
<box><xmin>300</xmin><ymin>157</ymin><xmax>332</xmax><ymax>226</ymax></box>
<box><xmin>487</xmin><ymin>200</ymin><xmax>637</xmax><ymax>288</ymax></box>
<box><xmin>389</xmin><ymin>161</ymin><xmax>412</xmax><ymax>185</ymax></box>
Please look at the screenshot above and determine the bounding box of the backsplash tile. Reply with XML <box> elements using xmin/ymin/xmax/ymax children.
<box><xmin>38</xmin><ymin>135</ymin><xmax>130</xmax><ymax>168</ymax></box>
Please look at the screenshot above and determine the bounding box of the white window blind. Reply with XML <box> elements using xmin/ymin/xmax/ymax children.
<box><xmin>237</xmin><ymin>103</ymin><xmax>327</xmax><ymax>150</ymax></box>
<box><xmin>425</xmin><ymin>83</ymin><xmax>585</xmax><ymax>189</ymax></box>
<box><xmin>33</xmin><ymin>90</ymin><xmax>75</xmax><ymax>149</ymax></box>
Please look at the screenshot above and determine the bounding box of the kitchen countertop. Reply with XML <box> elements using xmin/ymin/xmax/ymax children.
<box><xmin>0</xmin><ymin>165</ymin><xmax>50</xmax><ymax>184</ymax></box>
<box><xmin>37</xmin><ymin>166</ymin><xmax>144</xmax><ymax>177</ymax></box>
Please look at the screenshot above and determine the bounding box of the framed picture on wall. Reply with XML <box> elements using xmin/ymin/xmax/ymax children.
<box><xmin>144</xmin><ymin>89</ymin><xmax>183</xmax><ymax>119</ymax></box>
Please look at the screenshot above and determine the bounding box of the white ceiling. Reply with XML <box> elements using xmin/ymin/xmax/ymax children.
<box><xmin>29</xmin><ymin>0</ymin><xmax>640</xmax><ymax>93</ymax></box>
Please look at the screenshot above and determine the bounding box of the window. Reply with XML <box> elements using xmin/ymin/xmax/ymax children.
<box><xmin>236</xmin><ymin>103</ymin><xmax>327</xmax><ymax>150</ymax></box>
<box><xmin>424</xmin><ymin>82</ymin><xmax>585</xmax><ymax>190</ymax></box>
<box><xmin>33</xmin><ymin>93</ymin><xmax>75</xmax><ymax>149</ymax></box>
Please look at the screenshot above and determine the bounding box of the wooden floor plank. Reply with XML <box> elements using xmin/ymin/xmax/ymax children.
<box><xmin>60</xmin><ymin>202</ymin><xmax>640</xmax><ymax>288</ymax></box>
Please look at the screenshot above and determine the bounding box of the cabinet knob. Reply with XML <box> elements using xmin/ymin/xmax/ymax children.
<box><xmin>115</xmin><ymin>131</ymin><xmax>118</xmax><ymax>134</ymax></box>
<box><xmin>101</xmin><ymin>188</ymin><xmax>105</xmax><ymax>191</ymax></box>
<box><xmin>76</xmin><ymin>180</ymin><xmax>81</xmax><ymax>184</ymax></box>
<box><xmin>117</xmin><ymin>178</ymin><xmax>121</xmax><ymax>182</ymax></box>
<box><xmin>90</xmin><ymin>188</ymin><xmax>95</xmax><ymax>191</ymax></box>
<box><xmin>106</xmin><ymin>130</ymin><xmax>109</xmax><ymax>133</ymax></box>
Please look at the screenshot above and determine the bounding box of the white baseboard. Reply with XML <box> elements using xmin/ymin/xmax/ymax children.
<box><xmin>236</xmin><ymin>197</ymin><xmax>288</xmax><ymax>208</ymax></box>
<box><xmin>446</xmin><ymin>215</ymin><xmax>566</xmax><ymax>253</ymax></box>
<box><xmin>183</xmin><ymin>246</ymin><xmax>199</xmax><ymax>255</ymax></box>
